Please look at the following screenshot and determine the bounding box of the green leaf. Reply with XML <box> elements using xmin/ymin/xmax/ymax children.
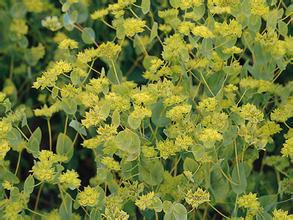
<box><xmin>70</xmin><ymin>71</ymin><xmax>81</xmax><ymax>86</ymax></box>
<box><xmin>61</xmin><ymin>98</ymin><xmax>77</xmax><ymax>115</ymax></box>
<box><xmin>128</xmin><ymin>114</ymin><xmax>141</xmax><ymax>130</ymax></box>
<box><xmin>231</xmin><ymin>163</ymin><xmax>247</xmax><ymax>194</ymax></box>
<box><xmin>69</xmin><ymin>120</ymin><xmax>87</xmax><ymax>136</ymax></box>
<box><xmin>59</xmin><ymin>194</ymin><xmax>72</xmax><ymax>220</ymax></box>
<box><xmin>210</xmin><ymin>169</ymin><xmax>230</xmax><ymax>203</ymax></box>
<box><xmin>151</xmin><ymin>197</ymin><xmax>163</xmax><ymax>212</ymax></box>
<box><xmin>173</xmin><ymin>203</ymin><xmax>187</xmax><ymax>220</ymax></box>
<box><xmin>56</xmin><ymin>133</ymin><xmax>74</xmax><ymax>162</ymax></box>
<box><xmin>278</xmin><ymin>20</ymin><xmax>288</xmax><ymax>36</ymax></box>
<box><xmin>24</xmin><ymin>175</ymin><xmax>35</xmax><ymax>195</ymax></box>
<box><xmin>141</xmin><ymin>0</ymin><xmax>150</xmax><ymax>14</ymax></box>
<box><xmin>139</xmin><ymin>158</ymin><xmax>164</xmax><ymax>186</ymax></box>
<box><xmin>81</xmin><ymin>27</ymin><xmax>96</xmax><ymax>44</ymax></box>
<box><xmin>112</xmin><ymin>110</ymin><xmax>120</xmax><ymax>127</ymax></box>
<box><xmin>151</xmin><ymin>101</ymin><xmax>170</xmax><ymax>127</ymax></box>
<box><xmin>150</xmin><ymin>22</ymin><xmax>158</xmax><ymax>42</ymax></box>
<box><xmin>27</xmin><ymin>127</ymin><xmax>42</xmax><ymax>158</ymax></box>
<box><xmin>7</xmin><ymin>128</ymin><xmax>22</xmax><ymax>147</ymax></box>
<box><xmin>259</xmin><ymin>194</ymin><xmax>278</xmax><ymax>212</ymax></box>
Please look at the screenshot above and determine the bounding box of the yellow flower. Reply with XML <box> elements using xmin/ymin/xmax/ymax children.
<box><xmin>135</xmin><ymin>192</ymin><xmax>155</xmax><ymax>211</ymax></box>
<box><xmin>166</xmin><ymin>104</ymin><xmax>192</xmax><ymax>121</ymax></box>
<box><xmin>58</xmin><ymin>38</ymin><xmax>78</xmax><ymax>49</ymax></box>
<box><xmin>10</xmin><ymin>19</ymin><xmax>28</xmax><ymax>36</ymax></box>
<box><xmin>0</xmin><ymin>140</ymin><xmax>10</xmax><ymax>160</ymax></box>
<box><xmin>142</xmin><ymin>146</ymin><xmax>157</xmax><ymax>158</ymax></box>
<box><xmin>192</xmin><ymin>26</ymin><xmax>214</xmax><ymax>38</ymax></box>
<box><xmin>23</xmin><ymin>0</ymin><xmax>44</xmax><ymax>13</ymax></box>
<box><xmin>123</xmin><ymin>18</ymin><xmax>146</xmax><ymax>37</ymax></box>
<box><xmin>77</xmin><ymin>186</ymin><xmax>99</xmax><ymax>207</ymax></box>
<box><xmin>41</xmin><ymin>16</ymin><xmax>62</xmax><ymax>31</ymax></box>
<box><xmin>59</xmin><ymin>170</ymin><xmax>81</xmax><ymax>190</ymax></box>
<box><xmin>237</xmin><ymin>193</ymin><xmax>261</xmax><ymax>216</ymax></box>
<box><xmin>157</xmin><ymin>139</ymin><xmax>178</xmax><ymax>159</ymax></box>
<box><xmin>34</xmin><ymin>102</ymin><xmax>61</xmax><ymax>118</ymax></box>
<box><xmin>281</xmin><ymin>138</ymin><xmax>293</xmax><ymax>158</ymax></box>
<box><xmin>239</xmin><ymin>104</ymin><xmax>264</xmax><ymax>123</ymax></box>
<box><xmin>198</xmin><ymin>128</ymin><xmax>223</xmax><ymax>146</ymax></box>
<box><xmin>223</xmin><ymin>46</ymin><xmax>243</xmax><ymax>54</ymax></box>
<box><xmin>91</xmin><ymin>8</ymin><xmax>109</xmax><ymax>20</ymax></box>
<box><xmin>185</xmin><ymin>188</ymin><xmax>210</xmax><ymax>208</ymax></box>
<box><xmin>101</xmin><ymin>156</ymin><xmax>120</xmax><ymax>171</ymax></box>
<box><xmin>197</xmin><ymin>97</ymin><xmax>218</xmax><ymax>113</ymax></box>
<box><xmin>272</xmin><ymin>209</ymin><xmax>293</xmax><ymax>220</ymax></box>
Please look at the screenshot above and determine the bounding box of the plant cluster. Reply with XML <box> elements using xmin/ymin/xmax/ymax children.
<box><xmin>0</xmin><ymin>0</ymin><xmax>292</xmax><ymax>219</ymax></box>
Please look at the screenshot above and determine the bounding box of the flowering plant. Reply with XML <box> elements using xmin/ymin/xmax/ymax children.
<box><xmin>0</xmin><ymin>0</ymin><xmax>292</xmax><ymax>219</ymax></box>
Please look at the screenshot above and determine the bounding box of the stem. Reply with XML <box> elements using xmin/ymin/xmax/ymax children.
<box><xmin>208</xmin><ymin>202</ymin><xmax>229</xmax><ymax>219</ymax></box>
<box><xmin>64</xmin><ymin>115</ymin><xmax>69</xmax><ymax>135</ymax></box>
<box><xmin>14</xmin><ymin>151</ymin><xmax>22</xmax><ymax>175</ymax></box>
<box><xmin>47</xmin><ymin>118</ymin><xmax>52</xmax><ymax>151</ymax></box>
<box><xmin>111</xmin><ymin>60</ymin><xmax>121</xmax><ymax>84</ymax></box>
<box><xmin>199</xmin><ymin>72</ymin><xmax>215</xmax><ymax>96</ymax></box>
<box><xmin>16</xmin><ymin>127</ymin><xmax>29</xmax><ymax>141</ymax></box>
<box><xmin>34</xmin><ymin>183</ymin><xmax>44</xmax><ymax>213</ymax></box>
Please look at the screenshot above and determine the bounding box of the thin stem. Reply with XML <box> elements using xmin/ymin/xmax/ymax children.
<box><xmin>111</xmin><ymin>60</ymin><xmax>121</xmax><ymax>84</ymax></box>
<box><xmin>26</xmin><ymin>208</ymin><xmax>45</xmax><ymax>217</ymax></box>
<box><xmin>199</xmin><ymin>72</ymin><xmax>215</xmax><ymax>96</ymax></box>
<box><xmin>64</xmin><ymin>115</ymin><xmax>69</xmax><ymax>135</ymax></box>
<box><xmin>208</xmin><ymin>202</ymin><xmax>229</xmax><ymax>219</ymax></box>
<box><xmin>14</xmin><ymin>151</ymin><xmax>22</xmax><ymax>175</ymax></box>
<box><xmin>16</xmin><ymin>127</ymin><xmax>29</xmax><ymax>141</ymax></box>
<box><xmin>47</xmin><ymin>118</ymin><xmax>52</xmax><ymax>151</ymax></box>
<box><xmin>34</xmin><ymin>183</ymin><xmax>44</xmax><ymax>213</ymax></box>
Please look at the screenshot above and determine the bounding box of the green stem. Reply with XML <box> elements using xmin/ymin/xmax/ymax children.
<box><xmin>111</xmin><ymin>60</ymin><xmax>121</xmax><ymax>84</ymax></box>
<box><xmin>14</xmin><ymin>151</ymin><xmax>22</xmax><ymax>176</ymax></box>
<box><xmin>34</xmin><ymin>183</ymin><xmax>43</xmax><ymax>214</ymax></box>
<box><xmin>47</xmin><ymin>118</ymin><xmax>52</xmax><ymax>151</ymax></box>
<box><xmin>64</xmin><ymin>115</ymin><xmax>68</xmax><ymax>135</ymax></box>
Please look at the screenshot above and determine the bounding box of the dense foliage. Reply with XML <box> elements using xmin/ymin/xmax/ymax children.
<box><xmin>0</xmin><ymin>0</ymin><xmax>292</xmax><ymax>219</ymax></box>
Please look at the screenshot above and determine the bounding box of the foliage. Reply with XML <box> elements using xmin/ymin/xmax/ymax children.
<box><xmin>0</xmin><ymin>0</ymin><xmax>292</xmax><ymax>219</ymax></box>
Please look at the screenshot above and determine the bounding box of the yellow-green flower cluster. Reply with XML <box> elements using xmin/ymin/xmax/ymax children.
<box><xmin>123</xmin><ymin>18</ymin><xmax>146</xmax><ymax>37</ymax></box>
<box><xmin>96</xmin><ymin>42</ymin><xmax>121</xmax><ymax>61</ymax></box>
<box><xmin>142</xmin><ymin>146</ymin><xmax>157</xmax><ymax>158</ymax></box>
<box><xmin>214</xmin><ymin>20</ymin><xmax>242</xmax><ymax>38</ymax></box>
<box><xmin>271</xmin><ymin>100</ymin><xmax>293</xmax><ymax>123</ymax></box>
<box><xmin>34</xmin><ymin>102</ymin><xmax>60</xmax><ymax>118</ymax></box>
<box><xmin>272</xmin><ymin>209</ymin><xmax>293</xmax><ymax>220</ymax></box>
<box><xmin>237</xmin><ymin>193</ymin><xmax>262</xmax><ymax>217</ymax></box>
<box><xmin>251</xmin><ymin>0</ymin><xmax>269</xmax><ymax>18</ymax></box>
<box><xmin>101</xmin><ymin>156</ymin><xmax>120</xmax><ymax>171</ymax></box>
<box><xmin>41</xmin><ymin>16</ymin><xmax>62</xmax><ymax>31</ymax></box>
<box><xmin>10</xmin><ymin>19</ymin><xmax>28</xmax><ymax>36</ymax></box>
<box><xmin>91</xmin><ymin>8</ymin><xmax>109</xmax><ymax>20</ymax></box>
<box><xmin>58</xmin><ymin>38</ymin><xmax>78</xmax><ymax>49</ymax></box>
<box><xmin>77</xmin><ymin>186</ymin><xmax>99</xmax><ymax>207</ymax></box>
<box><xmin>198</xmin><ymin>128</ymin><xmax>223</xmax><ymax>147</ymax></box>
<box><xmin>166</xmin><ymin>104</ymin><xmax>192</xmax><ymax>121</ymax></box>
<box><xmin>197</xmin><ymin>97</ymin><xmax>218</xmax><ymax>113</ymax></box>
<box><xmin>33</xmin><ymin>60</ymin><xmax>72</xmax><ymax>89</ymax></box>
<box><xmin>32</xmin><ymin>150</ymin><xmax>66</xmax><ymax>182</ymax></box>
<box><xmin>135</xmin><ymin>191</ymin><xmax>155</xmax><ymax>211</ymax></box>
<box><xmin>157</xmin><ymin>139</ymin><xmax>178</xmax><ymax>159</ymax></box>
<box><xmin>23</xmin><ymin>0</ymin><xmax>44</xmax><ymax>13</ymax></box>
<box><xmin>185</xmin><ymin>188</ymin><xmax>210</xmax><ymax>208</ymax></box>
<box><xmin>192</xmin><ymin>26</ymin><xmax>214</xmax><ymax>38</ymax></box>
<box><xmin>238</xmin><ymin>104</ymin><xmax>264</xmax><ymax>124</ymax></box>
<box><xmin>59</xmin><ymin>170</ymin><xmax>81</xmax><ymax>190</ymax></box>
<box><xmin>281</xmin><ymin>138</ymin><xmax>293</xmax><ymax>158</ymax></box>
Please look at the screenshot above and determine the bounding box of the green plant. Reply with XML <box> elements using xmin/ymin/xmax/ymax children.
<box><xmin>0</xmin><ymin>0</ymin><xmax>292</xmax><ymax>219</ymax></box>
